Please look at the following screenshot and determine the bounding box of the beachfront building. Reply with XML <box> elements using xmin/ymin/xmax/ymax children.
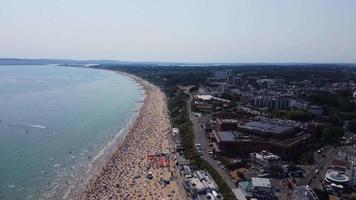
<box><xmin>181</xmin><ymin>165</ymin><xmax>222</xmax><ymax>198</ymax></box>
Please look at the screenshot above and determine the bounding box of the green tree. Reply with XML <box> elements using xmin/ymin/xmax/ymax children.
<box><xmin>286</xmin><ymin>110</ymin><xmax>315</xmax><ymax>122</ymax></box>
<box><xmin>348</xmin><ymin>119</ymin><xmax>356</xmax><ymax>132</ymax></box>
<box><xmin>327</xmin><ymin>113</ymin><xmax>344</xmax><ymax>126</ymax></box>
<box><xmin>320</xmin><ymin>126</ymin><xmax>344</xmax><ymax>144</ymax></box>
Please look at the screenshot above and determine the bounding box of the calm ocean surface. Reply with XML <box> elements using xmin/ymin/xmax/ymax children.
<box><xmin>0</xmin><ymin>65</ymin><xmax>143</xmax><ymax>199</ymax></box>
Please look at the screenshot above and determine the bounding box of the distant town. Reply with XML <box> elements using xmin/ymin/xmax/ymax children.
<box><xmin>97</xmin><ymin>64</ymin><xmax>356</xmax><ymax>200</ymax></box>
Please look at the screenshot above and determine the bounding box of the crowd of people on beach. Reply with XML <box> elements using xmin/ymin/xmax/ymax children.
<box><xmin>82</xmin><ymin>77</ymin><xmax>184</xmax><ymax>200</ymax></box>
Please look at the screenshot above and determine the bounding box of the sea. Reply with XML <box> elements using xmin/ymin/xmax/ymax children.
<box><xmin>0</xmin><ymin>65</ymin><xmax>143</xmax><ymax>199</ymax></box>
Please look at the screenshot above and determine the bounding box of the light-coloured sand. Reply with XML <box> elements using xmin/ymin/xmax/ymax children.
<box><xmin>82</xmin><ymin>74</ymin><xmax>185</xmax><ymax>200</ymax></box>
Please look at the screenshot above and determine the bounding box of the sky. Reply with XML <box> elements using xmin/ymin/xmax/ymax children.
<box><xmin>0</xmin><ymin>0</ymin><xmax>356</xmax><ymax>63</ymax></box>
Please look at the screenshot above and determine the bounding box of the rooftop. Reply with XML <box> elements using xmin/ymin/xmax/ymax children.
<box><xmin>240</xmin><ymin>120</ymin><xmax>295</xmax><ymax>135</ymax></box>
<box><xmin>251</xmin><ymin>150</ymin><xmax>280</xmax><ymax>161</ymax></box>
<box><xmin>197</xmin><ymin>95</ymin><xmax>214</xmax><ymax>101</ymax></box>
<box><xmin>218</xmin><ymin>118</ymin><xmax>239</xmax><ymax>123</ymax></box>
<box><xmin>196</xmin><ymin>95</ymin><xmax>230</xmax><ymax>103</ymax></box>
<box><xmin>172</xmin><ymin>128</ymin><xmax>179</xmax><ymax>135</ymax></box>
<box><xmin>251</xmin><ymin>177</ymin><xmax>271</xmax><ymax>188</ymax></box>
<box><xmin>239</xmin><ymin>181</ymin><xmax>253</xmax><ymax>191</ymax></box>
<box><xmin>331</xmin><ymin>159</ymin><xmax>348</xmax><ymax>168</ymax></box>
<box><xmin>217</xmin><ymin>131</ymin><xmax>237</xmax><ymax>142</ymax></box>
<box><xmin>325</xmin><ymin>170</ymin><xmax>350</xmax><ymax>183</ymax></box>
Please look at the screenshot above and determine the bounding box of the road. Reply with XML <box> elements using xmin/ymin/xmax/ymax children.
<box><xmin>298</xmin><ymin>146</ymin><xmax>338</xmax><ymax>188</ymax></box>
<box><xmin>185</xmin><ymin>91</ymin><xmax>236</xmax><ymax>190</ymax></box>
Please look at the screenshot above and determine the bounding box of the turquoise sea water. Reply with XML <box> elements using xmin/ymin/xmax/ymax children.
<box><xmin>0</xmin><ymin>65</ymin><xmax>143</xmax><ymax>199</ymax></box>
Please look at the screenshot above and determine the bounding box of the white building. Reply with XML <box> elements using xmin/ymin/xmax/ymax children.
<box><xmin>249</xmin><ymin>151</ymin><xmax>281</xmax><ymax>173</ymax></box>
<box><xmin>324</xmin><ymin>169</ymin><xmax>350</xmax><ymax>189</ymax></box>
<box><xmin>238</xmin><ymin>177</ymin><xmax>274</xmax><ymax>199</ymax></box>
<box><xmin>213</xmin><ymin>70</ymin><xmax>232</xmax><ymax>80</ymax></box>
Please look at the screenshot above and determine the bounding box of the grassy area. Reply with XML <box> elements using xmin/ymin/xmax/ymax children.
<box><xmin>168</xmin><ymin>90</ymin><xmax>236</xmax><ymax>200</ymax></box>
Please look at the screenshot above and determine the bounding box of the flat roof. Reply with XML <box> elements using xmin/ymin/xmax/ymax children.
<box><xmin>197</xmin><ymin>95</ymin><xmax>230</xmax><ymax>102</ymax></box>
<box><xmin>172</xmin><ymin>128</ymin><xmax>179</xmax><ymax>134</ymax></box>
<box><xmin>190</xmin><ymin>177</ymin><xmax>205</xmax><ymax>190</ymax></box>
<box><xmin>240</xmin><ymin>120</ymin><xmax>294</xmax><ymax>134</ymax></box>
<box><xmin>218</xmin><ymin>118</ymin><xmax>239</xmax><ymax>123</ymax></box>
<box><xmin>239</xmin><ymin>181</ymin><xmax>253</xmax><ymax>190</ymax></box>
<box><xmin>218</xmin><ymin>131</ymin><xmax>237</xmax><ymax>142</ymax></box>
<box><xmin>197</xmin><ymin>95</ymin><xmax>213</xmax><ymax>101</ymax></box>
<box><xmin>251</xmin><ymin>177</ymin><xmax>271</xmax><ymax>188</ymax></box>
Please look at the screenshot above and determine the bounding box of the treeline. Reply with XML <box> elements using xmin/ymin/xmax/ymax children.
<box><xmin>95</xmin><ymin>65</ymin><xmax>211</xmax><ymax>87</ymax></box>
<box><xmin>168</xmin><ymin>90</ymin><xmax>236</xmax><ymax>200</ymax></box>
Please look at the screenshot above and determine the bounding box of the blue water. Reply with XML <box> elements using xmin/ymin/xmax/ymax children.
<box><xmin>0</xmin><ymin>65</ymin><xmax>143</xmax><ymax>199</ymax></box>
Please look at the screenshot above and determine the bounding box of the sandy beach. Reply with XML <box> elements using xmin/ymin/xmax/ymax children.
<box><xmin>81</xmin><ymin>73</ymin><xmax>185</xmax><ymax>200</ymax></box>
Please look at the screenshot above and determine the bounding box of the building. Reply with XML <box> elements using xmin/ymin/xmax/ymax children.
<box><xmin>216</xmin><ymin>118</ymin><xmax>239</xmax><ymax>131</ymax></box>
<box><xmin>257</xmin><ymin>79</ymin><xmax>279</xmax><ymax>88</ymax></box>
<box><xmin>238</xmin><ymin>177</ymin><xmax>274</xmax><ymax>199</ymax></box>
<box><xmin>330</xmin><ymin>159</ymin><xmax>348</xmax><ymax>172</ymax></box>
<box><xmin>196</xmin><ymin>95</ymin><xmax>230</xmax><ymax>103</ymax></box>
<box><xmin>252</xmin><ymin>96</ymin><xmax>290</xmax><ymax>110</ymax></box>
<box><xmin>249</xmin><ymin>151</ymin><xmax>281</xmax><ymax>173</ymax></box>
<box><xmin>211</xmin><ymin>120</ymin><xmax>310</xmax><ymax>159</ymax></box>
<box><xmin>307</xmin><ymin>105</ymin><xmax>323</xmax><ymax>116</ymax></box>
<box><xmin>292</xmin><ymin>186</ymin><xmax>319</xmax><ymax>200</ymax></box>
<box><xmin>325</xmin><ymin>169</ymin><xmax>350</xmax><ymax>188</ymax></box>
<box><xmin>214</xmin><ymin>70</ymin><xmax>232</xmax><ymax>80</ymax></box>
<box><xmin>181</xmin><ymin>166</ymin><xmax>222</xmax><ymax>198</ymax></box>
<box><xmin>290</xmin><ymin>98</ymin><xmax>309</xmax><ymax>110</ymax></box>
<box><xmin>227</xmin><ymin>74</ymin><xmax>244</xmax><ymax>86</ymax></box>
<box><xmin>172</xmin><ymin>128</ymin><xmax>183</xmax><ymax>151</ymax></box>
<box><xmin>237</xmin><ymin>120</ymin><xmax>299</xmax><ymax>140</ymax></box>
<box><xmin>241</xmin><ymin>93</ymin><xmax>291</xmax><ymax>110</ymax></box>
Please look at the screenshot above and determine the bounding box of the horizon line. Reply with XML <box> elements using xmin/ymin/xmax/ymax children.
<box><xmin>1</xmin><ymin>57</ymin><xmax>356</xmax><ymax>65</ymax></box>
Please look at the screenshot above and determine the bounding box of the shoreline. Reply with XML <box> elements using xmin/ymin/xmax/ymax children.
<box><xmin>81</xmin><ymin>72</ymin><xmax>185</xmax><ymax>199</ymax></box>
<box><xmin>50</xmin><ymin>70</ymin><xmax>146</xmax><ymax>200</ymax></box>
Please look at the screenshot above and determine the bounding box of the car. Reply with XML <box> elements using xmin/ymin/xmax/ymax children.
<box><xmin>195</xmin><ymin>143</ymin><xmax>202</xmax><ymax>150</ymax></box>
<box><xmin>314</xmin><ymin>169</ymin><xmax>319</xmax><ymax>174</ymax></box>
<box><xmin>217</xmin><ymin>161</ymin><xmax>222</xmax><ymax>165</ymax></box>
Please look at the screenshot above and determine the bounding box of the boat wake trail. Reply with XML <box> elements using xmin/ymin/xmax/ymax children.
<box><xmin>24</xmin><ymin>123</ymin><xmax>47</xmax><ymax>129</ymax></box>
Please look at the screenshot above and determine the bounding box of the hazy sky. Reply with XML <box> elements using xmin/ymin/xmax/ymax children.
<box><xmin>1</xmin><ymin>0</ymin><xmax>356</xmax><ymax>63</ymax></box>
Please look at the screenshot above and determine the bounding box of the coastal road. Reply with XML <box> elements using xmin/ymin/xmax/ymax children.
<box><xmin>184</xmin><ymin>91</ymin><xmax>236</xmax><ymax>190</ymax></box>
